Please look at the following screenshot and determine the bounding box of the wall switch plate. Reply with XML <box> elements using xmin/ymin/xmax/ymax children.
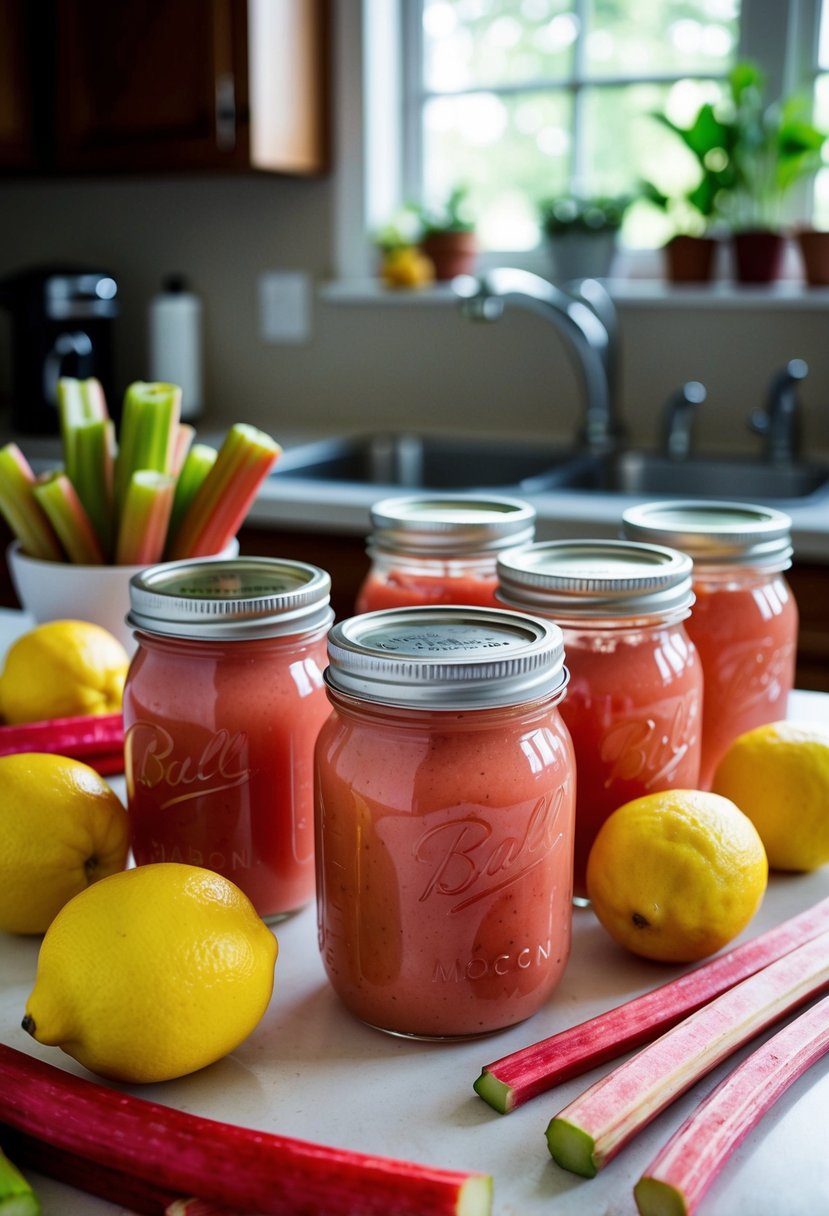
<box><xmin>258</xmin><ymin>271</ymin><xmax>311</xmax><ymax>343</ymax></box>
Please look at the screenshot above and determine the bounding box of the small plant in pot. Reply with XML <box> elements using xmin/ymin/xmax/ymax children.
<box><xmin>416</xmin><ymin>186</ymin><xmax>478</xmax><ymax>280</ymax></box>
<box><xmin>539</xmin><ymin>194</ymin><xmax>631</xmax><ymax>282</ymax></box>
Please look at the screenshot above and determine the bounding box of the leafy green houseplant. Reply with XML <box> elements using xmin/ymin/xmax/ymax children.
<box><xmin>646</xmin><ymin>62</ymin><xmax>827</xmax><ymax>282</ymax></box>
<box><xmin>416</xmin><ymin>186</ymin><xmax>478</xmax><ymax>280</ymax></box>
<box><xmin>538</xmin><ymin>194</ymin><xmax>631</xmax><ymax>281</ymax></box>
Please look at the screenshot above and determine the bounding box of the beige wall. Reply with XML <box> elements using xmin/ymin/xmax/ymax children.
<box><xmin>1</xmin><ymin>174</ymin><xmax>827</xmax><ymax>457</ymax></box>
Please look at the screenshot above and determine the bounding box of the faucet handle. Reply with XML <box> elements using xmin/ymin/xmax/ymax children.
<box><xmin>749</xmin><ymin>358</ymin><xmax>808</xmax><ymax>463</ymax></box>
<box><xmin>660</xmin><ymin>380</ymin><xmax>706</xmax><ymax>461</ymax></box>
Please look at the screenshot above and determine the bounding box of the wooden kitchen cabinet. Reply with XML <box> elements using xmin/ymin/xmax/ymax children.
<box><xmin>0</xmin><ymin>0</ymin><xmax>47</xmax><ymax>170</ymax></box>
<box><xmin>0</xmin><ymin>0</ymin><xmax>328</xmax><ymax>177</ymax></box>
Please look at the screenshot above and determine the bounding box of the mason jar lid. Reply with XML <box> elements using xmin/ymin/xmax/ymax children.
<box><xmin>367</xmin><ymin>493</ymin><xmax>536</xmax><ymax>556</ymax></box>
<box><xmin>621</xmin><ymin>500</ymin><xmax>793</xmax><ymax>570</ymax></box>
<box><xmin>128</xmin><ymin>557</ymin><xmax>333</xmax><ymax>639</ymax></box>
<box><xmin>496</xmin><ymin>539</ymin><xmax>694</xmax><ymax>620</ymax></box>
<box><xmin>325</xmin><ymin>605</ymin><xmax>566</xmax><ymax>709</ymax></box>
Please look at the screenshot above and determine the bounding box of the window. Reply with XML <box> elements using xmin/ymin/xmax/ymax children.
<box><xmin>359</xmin><ymin>0</ymin><xmax>826</xmax><ymax>261</ymax></box>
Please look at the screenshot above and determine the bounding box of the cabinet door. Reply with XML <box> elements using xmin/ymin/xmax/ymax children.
<box><xmin>53</xmin><ymin>0</ymin><xmax>252</xmax><ymax>171</ymax></box>
<box><xmin>0</xmin><ymin>0</ymin><xmax>44</xmax><ymax>170</ymax></box>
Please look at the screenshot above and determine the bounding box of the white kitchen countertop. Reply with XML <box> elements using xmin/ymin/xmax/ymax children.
<box><xmin>1</xmin><ymin>605</ymin><xmax>829</xmax><ymax>1215</ymax></box>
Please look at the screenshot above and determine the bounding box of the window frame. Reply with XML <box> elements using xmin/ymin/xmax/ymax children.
<box><xmin>332</xmin><ymin>0</ymin><xmax>825</xmax><ymax>281</ymax></box>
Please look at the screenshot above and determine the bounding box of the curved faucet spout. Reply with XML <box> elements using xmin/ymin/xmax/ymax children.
<box><xmin>453</xmin><ymin>268</ymin><xmax>623</xmax><ymax>453</ymax></box>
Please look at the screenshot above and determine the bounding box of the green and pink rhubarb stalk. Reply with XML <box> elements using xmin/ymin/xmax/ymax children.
<box><xmin>57</xmin><ymin>376</ymin><xmax>108</xmax><ymax>493</ymax></box>
<box><xmin>172</xmin><ymin>424</ymin><xmax>197</xmax><ymax>475</ymax></box>
<box><xmin>474</xmin><ymin>894</ymin><xmax>829</xmax><ymax>1113</ymax></box>
<box><xmin>71</xmin><ymin>419</ymin><xmax>116</xmax><ymax>559</ymax></box>
<box><xmin>115</xmin><ymin>471</ymin><xmax>176</xmax><ymax>565</ymax></box>
<box><xmin>167</xmin><ymin>424</ymin><xmax>280</xmax><ymax>559</ymax></box>
<box><xmin>168</xmin><ymin>443</ymin><xmax>217</xmax><ymax>544</ymax></box>
<box><xmin>114</xmin><ymin>382</ymin><xmax>181</xmax><ymax>514</ymax></box>
<box><xmin>0</xmin><ymin>1044</ymin><xmax>493</xmax><ymax>1216</ymax></box>
<box><xmin>545</xmin><ymin>929</ymin><xmax>829</xmax><ymax>1178</ymax></box>
<box><xmin>0</xmin><ymin>444</ymin><xmax>63</xmax><ymax>561</ymax></box>
<box><xmin>0</xmin><ymin>1140</ymin><xmax>40</xmax><ymax>1215</ymax></box>
<box><xmin>634</xmin><ymin>991</ymin><xmax>829</xmax><ymax>1216</ymax></box>
<box><xmin>31</xmin><ymin>472</ymin><xmax>104</xmax><ymax>565</ymax></box>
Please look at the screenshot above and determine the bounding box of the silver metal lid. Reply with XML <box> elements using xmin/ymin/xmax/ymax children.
<box><xmin>325</xmin><ymin>605</ymin><xmax>566</xmax><ymax>709</ymax></box>
<box><xmin>367</xmin><ymin>494</ymin><xmax>536</xmax><ymax>556</ymax></box>
<box><xmin>496</xmin><ymin>539</ymin><xmax>694</xmax><ymax>619</ymax></box>
<box><xmin>128</xmin><ymin>557</ymin><xmax>333</xmax><ymax>639</ymax></box>
<box><xmin>621</xmin><ymin>500</ymin><xmax>793</xmax><ymax>569</ymax></box>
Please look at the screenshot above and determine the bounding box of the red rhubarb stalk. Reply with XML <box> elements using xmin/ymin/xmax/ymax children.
<box><xmin>545</xmin><ymin>929</ymin><xmax>829</xmax><ymax>1178</ymax></box>
<box><xmin>115</xmin><ymin>471</ymin><xmax>176</xmax><ymax>565</ymax></box>
<box><xmin>32</xmin><ymin>472</ymin><xmax>104</xmax><ymax>565</ymax></box>
<box><xmin>167</xmin><ymin>424</ymin><xmax>280</xmax><ymax>559</ymax></box>
<box><xmin>0</xmin><ymin>1045</ymin><xmax>492</xmax><ymax>1216</ymax></box>
<box><xmin>0</xmin><ymin>444</ymin><xmax>64</xmax><ymax>562</ymax></box>
<box><xmin>634</xmin><ymin>991</ymin><xmax>829</xmax><ymax>1216</ymax></box>
<box><xmin>474</xmin><ymin>895</ymin><xmax>829</xmax><ymax>1113</ymax></box>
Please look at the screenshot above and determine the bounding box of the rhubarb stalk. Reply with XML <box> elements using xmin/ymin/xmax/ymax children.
<box><xmin>545</xmin><ymin>929</ymin><xmax>829</xmax><ymax>1178</ymax></box>
<box><xmin>0</xmin><ymin>1140</ymin><xmax>39</xmax><ymax>1215</ymax></box>
<box><xmin>474</xmin><ymin>894</ymin><xmax>829</xmax><ymax>1113</ymax></box>
<box><xmin>31</xmin><ymin>472</ymin><xmax>104</xmax><ymax>565</ymax></box>
<box><xmin>634</xmin><ymin>992</ymin><xmax>829</xmax><ymax>1216</ymax></box>
<box><xmin>0</xmin><ymin>1045</ymin><xmax>492</xmax><ymax>1216</ymax></box>
<box><xmin>115</xmin><ymin>471</ymin><xmax>176</xmax><ymax>565</ymax></box>
<box><xmin>0</xmin><ymin>444</ymin><xmax>63</xmax><ymax>562</ymax></box>
<box><xmin>57</xmin><ymin>376</ymin><xmax>108</xmax><ymax>491</ymax></box>
<box><xmin>114</xmin><ymin>382</ymin><xmax>181</xmax><ymax>513</ymax></box>
<box><xmin>71</xmin><ymin>419</ymin><xmax>116</xmax><ymax>559</ymax></box>
<box><xmin>166</xmin><ymin>424</ymin><xmax>280</xmax><ymax>560</ymax></box>
<box><xmin>168</xmin><ymin>443</ymin><xmax>217</xmax><ymax>542</ymax></box>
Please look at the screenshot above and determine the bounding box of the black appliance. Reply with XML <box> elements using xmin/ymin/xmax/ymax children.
<box><xmin>0</xmin><ymin>265</ymin><xmax>120</xmax><ymax>434</ymax></box>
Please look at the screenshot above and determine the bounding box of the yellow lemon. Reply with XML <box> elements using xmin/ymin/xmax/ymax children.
<box><xmin>586</xmin><ymin>789</ymin><xmax>768</xmax><ymax>963</ymax></box>
<box><xmin>0</xmin><ymin>620</ymin><xmax>129</xmax><ymax>724</ymax></box>
<box><xmin>23</xmin><ymin>862</ymin><xmax>278</xmax><ymax>1083</ymax></box>
<box><xmin>381</xmin><ymin>245</ymin><xmax>436</xmax><ymax>288</ymax></box>
<box><xmin>0</xmin><ymin>752</ymin><xmax>128</xmax><ymax>935</ymax></box>
<box><xmin>712</xmin><ymin>721</ymin><xmax>829</xmax><ymax>872</ymax></box>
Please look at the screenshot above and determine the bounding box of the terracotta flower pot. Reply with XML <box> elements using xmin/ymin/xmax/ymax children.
<box><xmin>732</xmin><ymin>229</ymin><xmax>786</xmax><ymax>284</ymax></box>
<box><xmin>664</xmin><ymin>234</ymin><xmax>718</xmax><ymax>283</ymax></box>
<box><xmin>795</xmin><ymin>228</ymin><xmax>829</xmax><ymax>286</ymax></box>
<box><xmin>418</xmin><ymin>231</ymin><xmax>478</xmax><ymax>281</ymax></box>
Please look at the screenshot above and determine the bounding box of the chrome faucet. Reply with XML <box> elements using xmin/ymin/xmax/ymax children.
<box><xmin>749</xmin><ymin>358</ymin><xmax>808</xmax><ymax>464</ymax></box>
<box><xmin>453</xmin><ymin>268</ymin><xmax>623</xmax><ymax>454</ymax></box>
<box><xmin>660</xmin><ymin>381</ymin><xmax>706</xmax><ymax>461</ymax></box>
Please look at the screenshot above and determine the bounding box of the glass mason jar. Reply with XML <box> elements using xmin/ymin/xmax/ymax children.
<box><xmin>497</xmin><ymin>539</ymin><xmax>703</xmax><ymax>897</ymax></box>
<box><xmin>622</xmin><ymin>501</ymin><xmax>799</xmax><ymax>789</ymax></box>
<box><xmin>354</xmin><ymin>493</ymin><xmax>536</xmax><ymax>613</ymax></box>
<box><xmin>123</xmin><ymin>556</ymin><xmax>334</xmax><ymax>923</ymax></box>
<box><xmin>314</xmin><ymin>605</ymin><xmax>575</xmax><ymax>1039</ymax></box>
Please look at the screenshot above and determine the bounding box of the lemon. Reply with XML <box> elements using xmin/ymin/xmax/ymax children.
<box><xmin>586</xmin><ymin>789</ymin><xmax>768</xmax><ymax>963</ymax></box>
<box><xmin>712</xmin><ymin>721</ymin><xmax>829</xmax><ymax>872</ymax></box>
<box><xmin>23</xmin><ymin>862</ymin><xmax>278</xmax><ymax>1083</ymax></box>
<box><xmin>0</xmin><ymin>620</ymin><xmax>129</xmax><ymax>724</ymax></box>
<box><xmin>0</xmin><ymin>752</ymin><xmax>129</xmax><ymax>935</ymax></box>
<box><xmin>381</xmin><ymin>245</ymin><xmax>435</xmax><ymax>288</ymax></box>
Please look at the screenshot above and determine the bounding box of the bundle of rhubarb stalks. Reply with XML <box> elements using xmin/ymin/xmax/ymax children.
<box><xmin>0</xmin><ymin>378</ymin><xmax>281</xmax><ymax>566</ymax></box>
<box><xmin>474</xmin><ymin>893</ymin><xmax>829</xmax><ymax>1215</ymax></box>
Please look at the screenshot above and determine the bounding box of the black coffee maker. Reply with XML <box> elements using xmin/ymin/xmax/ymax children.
<box><xmin>0</xmin><ymin>264</ymin><xmax>120</xmax><ymax>434</ymax></box>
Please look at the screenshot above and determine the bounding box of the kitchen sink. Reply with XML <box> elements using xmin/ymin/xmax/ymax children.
<box><xmin>272</xmin><ymin>432</ymin><xmax>584</xmax><ymax>491</ymax></box>
<box><xmin>535</xmin><ymin>451</ymin><xmax>829</xmax><ymax>502</ymax></box>
<box><xmin>272</xmin><ymin>433</ymin><xmax>829</xmax><ymax>504</ymax></box>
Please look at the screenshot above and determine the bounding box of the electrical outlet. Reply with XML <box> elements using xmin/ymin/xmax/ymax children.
<box><xmin>258</xmin><ymin>271</ymin><xmax>311</xmax><ymax>343</ymax></box>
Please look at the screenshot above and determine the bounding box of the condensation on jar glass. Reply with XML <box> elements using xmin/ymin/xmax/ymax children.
<box><xmin>354</xmin><ymin>493</ymin><xmax>536</xmax><ymax>613</ymax></box>
<box><xmin>496</xmin><ymin>539</ymin><xmax>703</xmax><ymax>898</ymax></box>
<box><xmin>622</xmin><ymin>500</ymin><xmax>798</xmax><ymax>790</ymax></box>
<box><xmin>314</xmin><ymin>604</ymin><xmax>575</xmax><ymax>1039</ymax></box>
<box><xmin>123</xmin><ymin>556</ymin><xmax>334</xmax><ymax>924</ymax></box>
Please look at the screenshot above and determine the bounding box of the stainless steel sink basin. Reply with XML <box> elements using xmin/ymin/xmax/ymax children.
<box><xmin>273</xmin><ymin>433</ymin><xmax>584</xmax><ymax>491</ymax></box>
<box><xmin>272</xmin><ymin>433</ymin><xmax>829</xmax><ymax>504</ymax></box>
<box><xmin>536</xmin><ymin>451</ymin><xmax>829</xmax><ymax>502</ymax></box>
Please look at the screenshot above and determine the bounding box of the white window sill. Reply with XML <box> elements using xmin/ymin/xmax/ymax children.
<box><xmin>319</xmin><ymin>277</ymin><xmax>829</xmax><ymax>308</ymax></box>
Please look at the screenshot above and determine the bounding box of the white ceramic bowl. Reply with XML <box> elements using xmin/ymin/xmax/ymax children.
<box><xmin>7</xmin><ymin>538</ymin><xmax>239</xmax><ymax>654</ymax></box>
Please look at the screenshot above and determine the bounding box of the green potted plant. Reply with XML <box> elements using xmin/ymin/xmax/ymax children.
<box><xmin>538</xmin><ymin>194</ymin><xmax>631</xmax><ymax>281</ymax></box>
<box><xmin>416</xmin><ymin>186</ymin><xmax>478</xmax><ymax>280</ymax></box>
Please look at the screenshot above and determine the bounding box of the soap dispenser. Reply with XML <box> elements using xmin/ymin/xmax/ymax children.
<box><xmin>148</xmin><ymin>274</ymin><xmax>203</xmax><ymax>420</ymax></box>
